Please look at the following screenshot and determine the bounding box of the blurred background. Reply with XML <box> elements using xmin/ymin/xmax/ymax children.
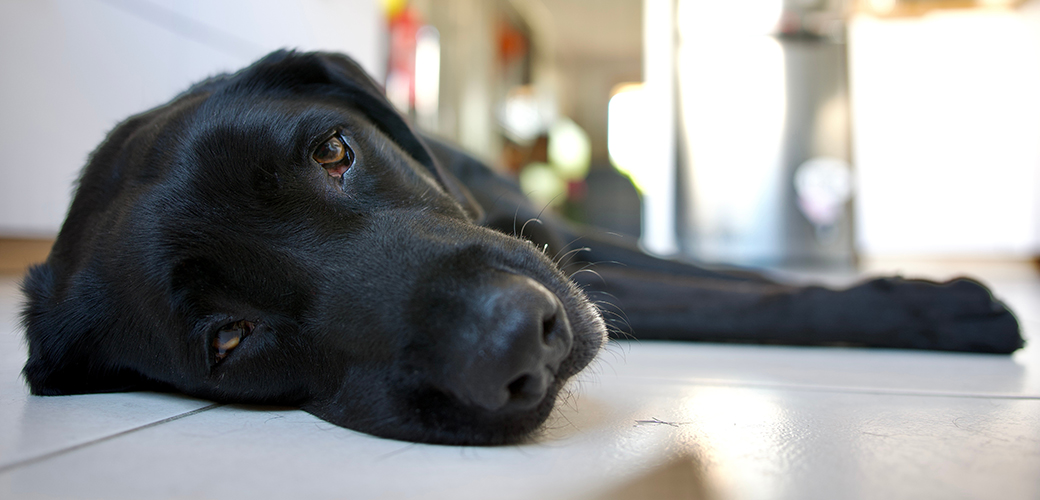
<box><xmin>0</xmin><ymin>0</ymin><xmax>1038</xmax><ymax>274</ymax></box>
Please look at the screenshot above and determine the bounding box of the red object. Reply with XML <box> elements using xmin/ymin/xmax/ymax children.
<box><xmin>497</xmin><ymin>19</ymin><xmax>527</xmax><ymax>64</ymax></box>
<box><xmin>387</xmin><ymin>7</ymin><xmax>421</xmax><ymax>106</ymax></box>
<box><xmin>567</xmin><ymin>180</ymin><xmax>587</xmax><ymax>202</ymax></box>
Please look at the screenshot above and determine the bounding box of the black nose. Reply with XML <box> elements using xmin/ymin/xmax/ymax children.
<box><xmin>438</xmin><ymin>273</ymin><xmax>574</xmax><ymax>412</ymax></box>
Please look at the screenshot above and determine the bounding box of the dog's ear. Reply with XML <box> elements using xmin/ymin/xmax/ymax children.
<box><xmin>310</xmin><ymin>52</ymin><xmax>485</xmax><ymax>222</ymax></box>
<box><xmin>21</xmin><ymin>264</ymin><xmax>158</xmax><ymax>395</ymax></box>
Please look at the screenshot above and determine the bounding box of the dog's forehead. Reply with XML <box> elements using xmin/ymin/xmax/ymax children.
<box><xmin>186</xmin><ymin>94</ymin><xmax>368</xmax><ymax>154</ymax></box>
<box><xmin>137</xmin><ymin>92</ymin><xmax>444</xmax><ymax>235</ymax></box>
<box><xmin>147</xmin><ymin>92</ymin><xmax>414</xmax><ymax>198</ymax></box>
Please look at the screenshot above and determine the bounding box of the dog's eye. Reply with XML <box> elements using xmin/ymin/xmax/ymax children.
<box><xmin>313</xmin><ymin>135</ymin><xmax>354</xmax><ymax>178</ymax></box>
<box><xmin>213</xmin><ymin>320</ymin><xmax>253</xmax><ymax>362</ymax></box>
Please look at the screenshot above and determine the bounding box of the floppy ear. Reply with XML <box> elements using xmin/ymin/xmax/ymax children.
<box><xmin>21</xmin><ymin>264</ymin><xmax>160</xmax><ymax>395</ymax></box>
<box><xmin>311</xmin><ymin>52</ymin><xmax>485</xmax><ymax>222</ymax></box>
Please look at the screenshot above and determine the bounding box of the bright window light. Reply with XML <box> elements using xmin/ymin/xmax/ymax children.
<box><xmin>414</xmin><ymin>25</ymin><xmax>440</xmax><ymax>128</ymax></box>
<box><xmin>607</xmin><ymin>83</ymin><xmax>652</xmax><ymax>192</ymax></box>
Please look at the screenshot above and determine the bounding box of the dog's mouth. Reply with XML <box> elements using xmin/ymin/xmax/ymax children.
<box><xmin>394</xmin><ymin>372</ymin><xmax>571</xmax><ymax>445</ymax></box>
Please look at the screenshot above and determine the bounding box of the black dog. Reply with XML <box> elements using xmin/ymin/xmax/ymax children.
<box><xmin>21</xmin><ymin>51</ymin><xmax>1022</xmax><ymax>446</ymax></box>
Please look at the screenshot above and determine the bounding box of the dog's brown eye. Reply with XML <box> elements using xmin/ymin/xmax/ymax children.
<box><xmin>213</xmin><ymin>320</ymin><xmax>253</xmax><ymax>362</ymax></box>
<box><xmin>313</xmin><ymin>135</ymin><xmax>354</xmax><ymax>177</ymax></box>
<box><xmin>313</xmin><ymin>136</ymin><xmax>346</xmax><ymax>163</ymax></box>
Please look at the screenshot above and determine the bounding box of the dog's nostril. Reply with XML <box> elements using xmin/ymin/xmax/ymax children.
<box><xmin>542</xmin><ymin>315</ymin><xmax>556</xmax><ymax>342</ymax></box>
<box><xmin>507</xmin><ymin>374</ymin><xmax>531</xmax><ymax>398</ymax></box>
<box><xmin>504</xmin><ymin>372</ymin><xmax>547</xmax><ymax>408</ymax></box>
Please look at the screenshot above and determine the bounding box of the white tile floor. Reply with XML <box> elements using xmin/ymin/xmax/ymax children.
<box><xmin>0</xmin><ymin>262</ymin><xmax>1037</xmax><ymax>500</ymax></box>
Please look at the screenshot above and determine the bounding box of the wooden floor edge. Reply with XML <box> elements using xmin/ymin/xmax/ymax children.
<box><xmin>0</xmin><ymin>238</ymin><xmax>54</xmax><ymax>276</ymax></box>
<box><xmin>2</xmin><ymin>237</ymin><xmax>1038</xmax><ymax>276</ymax></box>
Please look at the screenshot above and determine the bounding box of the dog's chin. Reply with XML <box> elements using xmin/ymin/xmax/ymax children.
<box><xmin>304</xmin><ymin>379</ymin><xmax>567</xmax><ymax>446</ymax></box>
<box><xmin>399</xmin><ymin>382</ymin><xmax>566</xmax><ymax>446</ymax></box>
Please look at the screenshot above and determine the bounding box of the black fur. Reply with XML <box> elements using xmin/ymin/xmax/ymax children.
<box><xmin>22</xmin><ymin>50</ymin><xmax>1023</xmax><ymax>446</ymax></box>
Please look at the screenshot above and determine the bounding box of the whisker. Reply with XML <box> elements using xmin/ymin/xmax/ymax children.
<box><xmin>569</xmin><ymin>268</ymin><xmax>604</xmax><ymax>283</ymax></box>
<box><xmin>589</xmin><ymin>290</ymin><xmax>622</xmax><ymax>303</ymax></box>
<box><xmin>597</xmin><ymin>309</ymin><xmax>633</xmax><ymax>331</ymax></box>
<box><xmin>519</xmin><ymin>217</ymin><xmax>543</xmax><ymax>240</ymax></box>
<box><xmin>562</xmin><ymin>259</ymin><xmax>624</xmax><ymax>276</ymax></box>
<box><xmin>512</xmin><ymin>204</ymin><xmax>522</xmax><ymax>238</ymax></box>
<box><xmin>555</xmin><ymin>246</ymin><xmax>591</xmax><ymax>268</ymax></box>
<box><xmin>552</xmin><ymin>235</ymin><xmax>587</xmax><ymax>263</ymax></box>
<box><xmin>535</xmin><ymin>195</ymin><xmax>559</xmax><ymax>220</ymax></box>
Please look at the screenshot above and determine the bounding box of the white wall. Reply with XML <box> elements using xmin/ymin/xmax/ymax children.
<box><xmin>0</xmin><ymin>0</ymin><xmax>383</xmax><ymax>236</ymax></box>
<box><xmin>849</xmin><ymin>5</ymin><xmax>1040</xmax><ymax>257</ymax></box>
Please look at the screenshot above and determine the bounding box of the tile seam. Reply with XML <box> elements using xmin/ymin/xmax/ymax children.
<box><xmin>0</xmin><ymin>403</ymin><xmax>223</xmax><ymax>474</ymax></box>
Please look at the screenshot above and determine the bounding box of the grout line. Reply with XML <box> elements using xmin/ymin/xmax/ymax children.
<box><xmin>0</xmin><ymin>403</ymin><xmax>223</xmax><ymax>474</ymax></box>
<box><xmin>616</xmin><ymin>376</ymin><xmax>1040</xmax><ymax>400</ymax></box>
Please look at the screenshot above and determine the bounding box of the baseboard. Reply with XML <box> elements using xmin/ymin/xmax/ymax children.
<box><xmin>0</xmin><ymin>238</ymin><xmax>54</xmax><ymax>276</ymax></box>
<box><xmin>859</xmin><ymin>255</ymin><xmax>1040</xmax><ymax>280</ymax></box>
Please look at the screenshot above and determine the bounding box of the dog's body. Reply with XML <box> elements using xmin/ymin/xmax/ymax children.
<box><xmin>21</xmin><ymin>51</ymin><xmax>1022</xmax><ymax>445</ymax></box>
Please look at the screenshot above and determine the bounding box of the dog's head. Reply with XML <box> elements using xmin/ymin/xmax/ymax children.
<box><xmin>21</xmin><ymin>51</ymin><xmax>606</xmax><ymax>445</ymax></box>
